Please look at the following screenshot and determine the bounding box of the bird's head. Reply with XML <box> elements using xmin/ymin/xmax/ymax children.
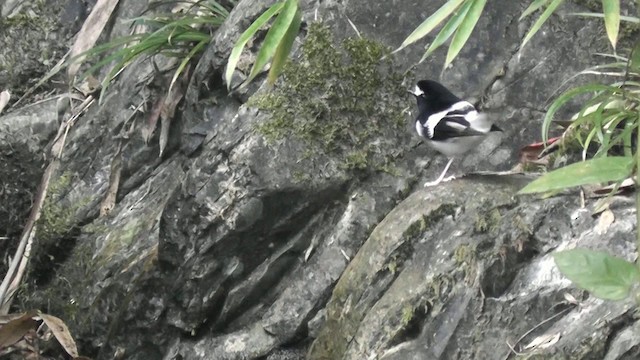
<box><xmin>407</xmin><ymin>79</ymin><xmax>462</xmax><ymax>112</ymax></box>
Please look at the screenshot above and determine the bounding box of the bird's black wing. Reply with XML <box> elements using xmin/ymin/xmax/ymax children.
<box><xmin>421</xmin><ymin>102</ymin><xmax>488</xmax><ymax>140</ymax></box>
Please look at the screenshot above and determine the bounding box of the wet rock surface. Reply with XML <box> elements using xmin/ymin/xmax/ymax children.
<box><xmin>1</xmin><ymin>0</ymin><xmax>638</xmax><ymax>359</ymax></box>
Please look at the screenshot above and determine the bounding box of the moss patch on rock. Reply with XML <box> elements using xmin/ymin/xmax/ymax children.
<box><xmin>249</xmin><ymin>23</ymin><xmax>407</xmax><ymax>172</ymax></box>
<box><xmin>0</xmin><ymin>0</ymin><xmax>74</xmax><ymax>100</ymax></box>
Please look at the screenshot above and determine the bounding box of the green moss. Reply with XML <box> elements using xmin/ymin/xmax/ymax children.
<box><xmin>400</xmin><ymin>305</ymin><xmax>414</xmax><ymax>326</ymax></box>
<box><xmin>387</xmin><ymin>260</ymin><xmax>398</xmax><ymax>274</ymax></box>
<box><xmin>453</xmin><ymin>244</ymin><xmax>477</xmax><ymax>283</ymax></box>
<box><xmin>250</xmin><ymin>23</ymin><xmax>407</xmax><ymax>172</ymax></box>
<box><xmin>37</xmin><ymin>174</ymin><xmax>86</xmax><ymax>242</ymax></box>
<box><xmin>474</xmin><ymin>208</ymin><xmax>502</xmax><ymax>233</ymax></box>
<box><xmin>343</xmin><ymin>150</ymin><xmax>369</xmax><ymax>170</ymax></box>
<box><xmin>402</xmin><ymin>216</ymin><xmax>427</xmax><ymax>240</ymax></box>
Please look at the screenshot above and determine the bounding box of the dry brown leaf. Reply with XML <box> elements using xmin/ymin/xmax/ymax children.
<box><xmin>142</xmin><ymin>96</ymin><xmax>164</xmax><ymax>145</ymax></box>
<box><xmin>74</xmin><ymin>76</ymin><xmax>102</xmax><ymax>96</ymax></box>
<box><xmin>0</xmin><ymin>311</ymin><xmax>38</xmax><ymax>348</ymax></box>
<box><xmin>159</xmin><ymin>80</ymin><xmax>185</xmax><ymax>157</ymax></box>
<box><xmin>595</xmin><ymin>209</ymin><xmax>615</xmax><ymax>235</ymax></box>
<box><xmin>592</xmin><ymin>177</ymin><xmax>635</xmax><ymax>196</ymax></box>
<box><xmin>522</xmin><ymin>333</ymin><xmax>561</xmax><ymax>351</ymax></box>
<box><xmin>39</xmin><ymin>312</ymin><xmax>78</xmax><ymax>358</ymax></box>
<box><xmin>68</xmin><ymin>0</ymin><xmax>121</xmax><ymax>79</ymax></box>
<box><xmin>0</xmin><ymin>90</ymin><xmax>9</xmax><ymax>114</ymax></box>
<box><xmin>100</xmin><ymin>143</ymin><xmax>123</xmax><ymax>217</ymax></box>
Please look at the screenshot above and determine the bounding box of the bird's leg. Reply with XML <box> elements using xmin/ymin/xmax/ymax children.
<box><xmin>424</xmin><ymin>158</ymin><xmax>456</xmax><ymax>187</ymax></box>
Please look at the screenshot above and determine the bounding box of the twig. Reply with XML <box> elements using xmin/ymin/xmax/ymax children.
<box><xmin>0</xmin><ymin>95</ymin><xmax>94</xmax><ymax>313</ymax></box>
<box><xmin>503</xmin><ymin>306</ymin><xmax>573</xmax><ymax>359</ymax></box>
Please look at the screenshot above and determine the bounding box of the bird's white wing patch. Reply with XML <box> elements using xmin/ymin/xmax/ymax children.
<box><xmin>425</xmin><ymin>101</ymin><xmax>476</xmax><ymax>138</ymax></box>
<box><xmin>450</xmin><ymin>101</ymin><xmax>474</xmax><ymax>111</ymax></box>
<box><xmin>425</xmin><ymin>111</ymin><xmax>447</xmax><ymax>138</ymax></box>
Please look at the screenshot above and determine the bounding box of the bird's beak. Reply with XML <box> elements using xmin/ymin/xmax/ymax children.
<box><xmin>407</xmin><ymin>89</ymin><xmax>418</xmax><ymax>97</ymax></box>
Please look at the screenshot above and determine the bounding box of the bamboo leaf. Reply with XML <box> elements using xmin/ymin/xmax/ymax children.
<box><xmin>421</xmin><ymin>0</ymin><xmax>474</xmax><ymax>62</ymax></box>
<box><xmin>521</xmin><ymin>0</ymin><xmax>565</xmax><ymax>48</ymax></box>
<box><xmin>268</xmin><ymin>7</ymin><xmax>302</xmax><ymax>85</ymax></box>
<box><xmin>541</xmin><ymin>83</ymin><xmax>614</xmax><ymax>144</ymax></box>
<box><xmin>602</xmin><ymin>0</ymin><xmax>620</xmax><ymax>49</ymax></box>
<box><xmin>520</xmin><ymin>0</ymin><xmax>550</xmax><ymax>20</ymax></box>
<box><xmin>393</xmin><ymin>0</ymin><xmax>466</xmax><ymax>53</ymax></box>
<box><xmin>554</xmin><ymin>249</ymin><xmax>640</xmax><ymax>300</ymax></box>
<box><xmin>243</xmin><ymin>0</ymin><xmax>298</xmax><ymax>87</ymax></box>
<box><xmin>225</xmin><ymin>1</ymin><xmax>285</xmax><ymax>90</ymax></box>
<box><xmin>445</xmin><ymin>0</ymin><xmax>487</xmax><ymax>67</ymax></box>
<box><xmin>567</xmin><ymin>12</ymin><xmax>639</xmax><ymax>24</ymax></box>
<box><xmin>168</xmin><ymin>39</ymin><xmax>207</xmax><ymax>94</ymax></box>
<box><xmin>518</xmin><ymin>156</ymin><xmax>633</xmax><ymax>194</ymax></box>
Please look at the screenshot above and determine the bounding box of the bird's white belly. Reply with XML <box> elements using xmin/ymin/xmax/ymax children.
<box><xmin>424</xmin><ymin>136</ymin><xmax>485</xmax><ymax>157</ymax></box>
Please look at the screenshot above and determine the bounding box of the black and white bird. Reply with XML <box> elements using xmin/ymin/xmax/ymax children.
<box><xmin>408</xmin><ymin>80</ymin><xmax>502</xmax><ymax>187</ymax></box>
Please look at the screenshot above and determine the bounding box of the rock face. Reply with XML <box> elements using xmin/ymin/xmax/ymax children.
<box><xmin>1</xmin><ymin>0</ymin><xmax>638</xmax><ymax>359</ymax></box>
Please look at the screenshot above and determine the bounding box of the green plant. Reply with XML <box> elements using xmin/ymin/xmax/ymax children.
<box><xmin>393</xmin><ymin>0</ymin><xmax>623</xmax><ymax>67</ymax></box>
<box><xmin>225</xmin><ymin>0</ymin><xmax>302</xmax><ymax>89</ymax></box>
<box><xmin>72</xmin><ymin>0</ymin><xmax>232</xmax><ymax>100</ymax></box>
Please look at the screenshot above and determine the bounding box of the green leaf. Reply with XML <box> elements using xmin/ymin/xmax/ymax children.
<box><xmin>567</xmin><ymin>12</ymin><xmax>639</xmax><ymax>24</ymax></box>
<box><xmin>225</xmin><ymin>1</ymin><xmax>285</xmax><ymax>90</ymax></box>
<box><xmin>602</xmin><ymin>0</ymin><xmax>620</xmax><ymax>49</ymax></box>
<box><xmin>521</xmin><ymin>0</ymin><xmax>565</xmax><ymax>48</ymax></box>
<box><xmin>520</xmin><ymin>0</ymin><xmax>550</xmax><ymax>20</ymax></box>
<box><xmin>554</xmin><ymin>248</ymin><xmax>640</xmax><ymax>300</ymax></box>
<box><xmin>244</xmin><ymin>0</ymin><xmax>299</xmax><ymax>87</ymax></box>
<box><xmin>268</xmin><ymin>7</ymin><xmax>302</xmax><ymax>85</ymax></box>
<box><xmin>541</xmin><ymin>83</ymin><xmax>614</xmax><ymax>144</ymax></box>
<box><xmin>631</xmin><ymin>41</ymin><xmax>640</xmax><ymax>72</ymax></box>
<box><xmin>421</xmin><ymin>0</ymin><xmax>474</xmax><ymax>62</ymax></box>
<box><xmin>168</xmin><ymin>39</ymin><xmax>208</xmax><ymax>94</ymax></box>
<box><xmin>518</xmin><ymin>156</ymin><xmax>633</xmax><ymax>194</ymax></box>
<box><xmin>393</xmin><ymin>0</ymin><xmax>466</xmax><ymax>53</ymax></box>
<box><xmin>445</xmin><ymin>0</ymin><xmax>487</xmax><ymax>67</ymax></box>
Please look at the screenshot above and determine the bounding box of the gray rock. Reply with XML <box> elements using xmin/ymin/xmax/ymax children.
<box><xmin>4</xmin><ymin>0</ymin><xmax>637</xmax><ymax>359</ymax></box>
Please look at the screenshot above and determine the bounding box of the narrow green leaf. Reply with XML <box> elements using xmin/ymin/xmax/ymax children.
<box><xmin>541</xmin><ymin>83</ymin><xmax>614</xmax><ymax>144</ymax></box>
<box><xmin>445</xmin><ymin>0</ymin><xmax>488</xmax><ymax>67</ymax></box>
<box><xmin>393</xmin><ymin>0</ymin><xmax>466</xmax><ymax>53</ymax></box>
<box><xmin>244</xmin><ymin>0</ymin><xmax>299</xmax><ymax>87</ymax></box>
<box><xmin>554</xmin><ymin>248</ymin><xmax>640</xmax><ymax>300</ymax></box>
<box><xmin>268</xmin><ymin>7</ymin><xmax>301</xmax><ymax>85</ymax></box>
<box><xmin>602</xmin><ymin>0</ymin><xmax>620</xmax><ymax>49</ymax></box>
<box><xmin>225</xmin><ymin>1</ymin><xmax>285</xmax><ymax>90</ymax></box>
<box><xmin>518</xmin><ymin>156</ymin><xmax>633</xmax><ymax>194</ymax></box>
<box><xmin>421</xmin><ymin>0</ymin><xmax>474</xmax><ymax>62</ymax></box>
<box><xmin>567</xmin><ymin>12</ymin><xmax>639</xmax><ymax>24</ymax></box>
<box><xmin>168</xmin><ymin>39</ymin><xmax>208</xmax><ymax>94</ymax></box>
<box><xmin>520</xmin><ymin>0</ymin><xmax>550</xmax><ymax>20</ymax></box>
<box><xmin>630</xmin><ymin>41</ymin><xmax>640</xmax><ymax>72</ymax></box>
<box><xmin>521</xmin><ymin>0</ymin><xmax>565</xmax><ymax>48</ymax></box>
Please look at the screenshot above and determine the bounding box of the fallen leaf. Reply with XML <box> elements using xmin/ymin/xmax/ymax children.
<box><xmin>100</xmin><ymin>143</ymin><xmax>123</xmax><ymax>217</ymax></box>
<box><xmin>523</xmin><ymin>333</ymin><xmax>561</xmax><ymax>351</ymax></box>
<box><xmin>0</xmin><ymin>90</ymin><xmax>9</xmax><ymax>114</ymax></box>
<box><xmin>0</xmin><ymin>311</ymin><xmax>38</xmax><ymax>348</ymax></box>
<box><xmin>141</xmin><ymin>96</ymin><xmax>164</xmax><ymax>145</ymax></box>
<box><xmin>592</xmin><ymin>177</ymin><xmax>635</xmax><ymax>196</ymax></box>
<box><xmin>68</xmin><ymin>0</ymin><xmax>121</xmax><ymax>79</ymax></box>
<box><xmin>518</xmin><ymin>136</ymin><xmax>562</xmax><ymax>168</ymax></box>
<box><xmin>159</xmin><ymin>77</ymin><xmax>185</xmax><ymax>157</ymax></box>
<box><xmin>595</xmin><ymin>208</ymin><xmax>615</xmax><ymax>235</ymax></box>
<box><xmin>563</xmin><ymin>292</ymin><xmax>579</xmax><ymax>305</ymax></box>
<box><xmin>39</xmin><ymin>312</ymin><xmax>79</xmax><ymax>358</ymax></box>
